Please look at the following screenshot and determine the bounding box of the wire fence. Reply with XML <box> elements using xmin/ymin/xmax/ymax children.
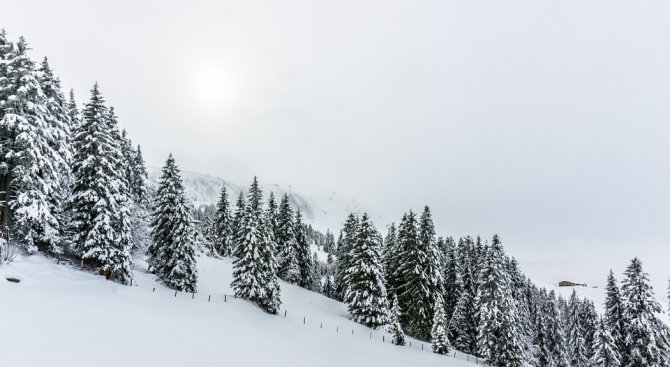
<box><xmin>114</xmin><ymin>275</ymin><xmax>489</xmax><ymax>366</ymax></box>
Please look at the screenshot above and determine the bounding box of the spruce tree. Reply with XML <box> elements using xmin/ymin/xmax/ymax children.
<box><xmin>231</xmin><ymin>177</ymin><xmax>281</xmax><ymax>314</ymax></box>
<box><xmin>388</xmin><ymin>294</ymin><xmax>406</xmax><ymax>346</ymax></box>
<box><xmin>0</xmin><ymin>36</ymin><xmax>64</xmax><ymax>253</ymax></box>
<box><xmin>475</xmin><ymin>235</ymin><xmax>524</xmax><ymax>367</ymax></box>
<box><xmin>443</xmin><ymin>236</ymin><xmax>461</xmax><ymax>323</ymax></box>
<box><xmin>321</xmin><ymin>273</ymin><xmax>336</xmax><ymax>299</ymax></box>
<box><xmin>276</xmin><ymin>193</ymin><xmax>299</xmax><ymax>282</ymax></box>
<box><xmin>147</xmin><ymin>154</ymin><xmax>198</xmax><ymax>292</ymax></box>
<box><xmin>213</xmin><ymin>186</ymin><xmax>233</xmax><ymax>256</ymax></box>
<box><xmin>129</xmin><ymin>144</ymin><xmax>149</xmax><ymax>205</ymax></box>
<box><xmin>382</xmin><ymin>222</ymin><xmax>399</xmax><ymax>300</ymax></box>
<box><xmin>605</xmin><ymin>270</ymin><xmax>626</xmax><ymax>361</ymax></box>
<box><xmin>431</xmin><ymin>298</ymin><xmax>450</xmax><ymax>355</ymax></box>
<box><xmin>567</xmin><ymin>290</ymin><xmax>590</xmax><ymax>367</ymax></box>
<box><xmin>334</xmin><ymin>213</ymin><xmax>358</xmax><ymax>301</ymax></box>
<box><xmin>450</xmin><ymin>245</ymin><xmax>478</xmax><ymax>354</ymax></box>
<box><xmin>69</xmin><ymin>83</ymin><xmax>133</xmax><ymax>283</ymax></box>
<box><xmin>396</xmin><ymin>207</ymin><xmax>444</xmax><ymax>340</ymax></box>
<box><xmin>344</xmin><ymin>213</ymin><xmax>388</xmax><ymax>329</ymax></box>
<box><xmin>231</xmin><ymin>191</ymin><xmax>245</xmax><ymax>248</ymax></box>
<box><xmin>620</xmin><ymin>258</ymin><xmax>670</xmax><ymax>366</ymax></box>
<box><xmin>593</xmin><ymin>317</ymin><xmax>621</xmax><ymax>367</ymax></box>
<box><xmin>294</xmin><ymin>209</ymin><xmax>313</xmax><ymax>288</ymax></box>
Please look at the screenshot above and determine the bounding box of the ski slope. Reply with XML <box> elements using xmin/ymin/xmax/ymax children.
<box><xmin>0</xmin><ymin>255</ymin><xmax>478</xmax><ymax>367</ymax></box>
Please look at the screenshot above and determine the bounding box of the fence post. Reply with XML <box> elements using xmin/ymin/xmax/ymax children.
<box><xmin>369</xmin><ymin>332</ymin><xmax>372</xmax><ymax>339</ymax></box>
<box><xmin>351</xmin><ymin>329</ymin><xmax>354</xmax><ymax>335</ymax></box>
<box><xmin>152</xmin><ymin>287</ymin><xmax>155</xmax><ymax>292</ymax></box>
<box><xmin>225</xmin><ymin>295</ymin><xmax>227</xmax><ymax>302</ymax></box>
<box><xmin>174</xmin><ymin>290</ymin><xmax>177</xmax><ymax>297</ymax></box>
<box><xmin>284</xmin><ymin>310</ymin><xmax>287</xmax><ymax>317</ymax></box>
<box><xmin>336</xmin><ymin>326</ymin><xmax>339</xmax><ymax>332</ymax></box>
<box><xmin>421</xmin><ymin>344</ymin><xmax>424</xmax><ymax>351</ymax></box>
<box><xmin>303</xmin><ymin>317</ymin><xmax>305</xmax><ymax>324</ymax></box>
<box><xmin>130</xmin><ymin>279</ymin><xmax>133</xmax><ymax>287</ymax></box>
<box><xmin>192</xmin><ymin>292</ymin><xmax>195</xmax><ymax>299</ymax></box>
<box><xmin>383</xmin><ymin>335</ymin><xmax>385</xmax><ymax>343</ymax></box>
<box><xmin>208</xmin><ymin>295</ymin><xmax>211</xmax><ymax>302</ymax></box>
<box><xmin>410</xmin><ymin>341</ymin><xmax>412</xmax><ymax>347</ymax></box>
<box><xmin>320</xmin><ymin>323</ymin><xmax>322</xmax><ymax>329</ymax></box>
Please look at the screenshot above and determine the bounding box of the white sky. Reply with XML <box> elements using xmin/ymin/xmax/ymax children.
<box><xmin>3</xmin><ymin>0</ymin><xmax>670</xmax><ymax>282</ymax></box>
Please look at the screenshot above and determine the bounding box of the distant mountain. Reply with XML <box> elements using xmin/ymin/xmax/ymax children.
<box><xmin>146</xmin><ymin>167</ymin><xmax>376</xmax><ymax>232</ymax></box>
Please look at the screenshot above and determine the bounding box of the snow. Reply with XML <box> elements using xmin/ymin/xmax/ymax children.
<box><xmin>0</xmin><ymin>254</ymin><xmax>478</xmax><ymax>367</ymax></box>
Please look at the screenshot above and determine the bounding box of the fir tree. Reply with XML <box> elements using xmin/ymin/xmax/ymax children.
<box><xmin>0</xmin><ymin>36</ymin><xmax>64</xmax><ymax>253</ymax></box>
<box><xmin>475</xmin><ymin>235</ymin><xmax>524</xmax><ymax>367</ymax></box>
<box><xmin>442</xmin><ymin>236</ymin><xmax>461</xmax><ymax>323</ymax></box>
<box><xmin>395</xmin><ymin>207</ymin><xmax>444</xmax><ymax>340</ymax></box>
<box><xmin>450</xmin><ymin>245</ymin><xmax>478</xmax><ymax>354</ymax></box>
<box><xmin>344</xmin><ymin>213</ymin><xmax>388</xmax><ymax>329</ymax></box>
<box><xmin>147</xmin><ymin>154</ymin><xmax>198</xmax><ymax>292</ymax></box>
<box><xmin>620</xmin><ymin>258</ymin><xmax>670</xmax><ymax>366</ymax></box>
<box><xmin>213</xmin><ymin>186</ymin><xmax>234</xmax><ymax>256</ymax></box>
<box><xmin>593</xmin><ymin>317</ymin><xmax>621</xmax><ymax>367</ymax></box>
<box><xmin>567</xmin><ymin>290</ymin><xmax>590</xmax><ymax>367</ymax></box>
<box><xmin>605</xmin><ymin>270</ymin><xmax>626</xmax><ymax>362</ymax></box>
<box><xmin>334</xmin><ymin>213</ymin><xmax>358</xmax><ymax>301</ymax></box>
<box><xmin>431</xmin><ymin>298</ymin><xmax>450</xmax><ymax>355</ymax></box>
<box><xmin>294</xmin><ymin>209</ymin><xmax>313</xmax><ymax>288</ymax></box>
<box><xmin>276</xmin><ymin>193</ymin><xmax>299</xmax><ymax>283</ymax></box>
<box><xmin>69</xmin><ymin>83</ymin><xmax>133</xmax><ymax>284</ymax></box>
<box><xmin>129</xmin><ymin>144</ymin><xmax>149</xmax><ymax>205</ymax></box>
<box><xmin>231</xmin><ymin>191</ymin><xmax>245</xmax><ymax>248</ymax></box>
<box><xmin>322</xmin><ymin>273</ymin><xmax>336</xmax><ymax>299</ymax></box>
<box><xmin>388</xmin><ymin>294</ymin><xmax>406</xmax><ymax>346</ymax></box>
<box><xmin>231</xmin><ymin>177</ymin><xmax>281</xmax><ymax>314</ymax></box>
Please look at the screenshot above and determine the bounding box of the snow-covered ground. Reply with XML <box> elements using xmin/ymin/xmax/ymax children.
<box><xmin>0</xmin><ymin>255</ymin><xmax>477</xmax><ymax>367</ymax></box>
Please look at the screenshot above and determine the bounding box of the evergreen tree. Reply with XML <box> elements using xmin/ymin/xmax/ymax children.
<box><xmin>0</xmin><ymin>36</ymin><xmax>64</xmax><ymax>253</ymax></box>
<box><xmin>450</xmin><ymin>244</ymin><xmax>479</xmax><ymax>354</ymax></box>
<box><xmin>344</xmin><ymin>213</ymin><xmax>388</xmax><ymax>329</ymax></box>
<box><xmin>567</xmin><ymin>291</ymin><xmax>590</xmax><ymax>367</ymax></box>
<box><xmin>69</xmin><ymin>83</ymin><xmax>133</xmax><ymax>283</ymax></box>
<box><xmin>147</xmin><ymin>154</ymin><xmax>197</xmax><ymax>292</ymax></box>
<box><xmin>581</xmin><ymin>299</ymin><xmax>599</xmax><ymax>361</ymax></box>
<box><xmin>475</xmin><ymin>235</ymin><xmax>524</xmax><ymax>367</ymax></box>
<box><xmin>129</xmin><ymin>144</ymin><xmax>149</xmax><ymax>205</ymax></box>
<box><xmin>593</xmin><ymin>317</ymin><xmax>621</xmax><ymax>367</ymax></box>
<box><xmin>382</xmin><ymin>222</ymin><xmax>399</xmax><ymax>299</ymax></box>
<box><xmin>231</xmin><ymin>177</ymin><xmax>281</xmax><ymax>314</ymax></box>
<box><xmin>334</xmin><ymin>213</ymin><xmax>358</xmax><ymax>301</ymax></box>
<box><xmin>276</xmin><ymin>193</ymin><xmax>299</xmax><ymax>283</ymax></box>
<box><xmin>604</xmin><ymin>270</ymin><xmax>626</xmax><ymax>362</ymax></box>
<box><xmin>620</xmin><ymin>258</ymin><xmax>670</xmax><ymax>366</ymax></box>
<box><xmin>388</xmin><ymin>294</ymin><xmax>406</xmax><ymax>346</ymax></box>
<box><xmin>213</xmin><ymin>186</ymin><xmax>233</xmax><ymax>256</ymax></box>
<box><xmin>395</xmin><ymin>207</ymin><xmax>444</xmax><ymax>340</ymax></box>
<box><xmin>294</xmin><ymin>209</ymin><xmax>313</xmax><ymax>288</ymax></box>
<box><xmin>321</xmin><ymin>273</ymin><xmax>336</xmax><ymax>299</ymax></box>
<box><xmin>231</xmin><ymin>191</ymin><xmax>245</xmax><ymax>248</ymax></box>
<box><xmin>443</xmin><ymin>236</ymin><xmax>461</xmax><ymax>323</ymax></box>
<box><xmin>431</xmin><ymin>298</ymin><xmax>450</xmax><ymax>355</ymax></box>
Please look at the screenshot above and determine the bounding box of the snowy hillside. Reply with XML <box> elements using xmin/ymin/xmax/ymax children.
<box><xmin>147</xmin><ymin>167</ymin><xmax>374</xmax><ymax>232</ymax></box>
<box><xmin>0</xmin><ymin>255</ymin><xmax>477</xmax><ymax>367</ymax></box>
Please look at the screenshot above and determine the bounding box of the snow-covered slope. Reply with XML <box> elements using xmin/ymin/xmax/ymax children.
<box><xmin>147</xmin><ymin>167</ymin><xmax>370</xmax><ymax>232</ymax></box>
<box><xmin>0</xmin><ymin>255</ymin><xmax>477</xmax><ymax>367</ymax></box>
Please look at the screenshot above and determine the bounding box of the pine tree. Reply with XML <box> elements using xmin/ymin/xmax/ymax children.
<box><xmin>581</xmin><ymin>298</ymin><xmax>599</xmax><ymax>361</ymax></box>
<box><xmin>294</xmin><ymin>209</ymin><xmax>313</xmax><ymax>288</ymax></box>
<box><xmin>382</xmin><ymin>222</ymin><xmax>399</xmax><ymax>300</ymax></box>
<box><xmin>344</xmin><ymin>213</ymin><xmax>388</xmax><ymax>329</ymax></box>
<box><xmin>231</xmin><ymin>177</ymin><xmax>281</xmax><ymax>314</ymax></box>
<box><xmin>450</xmin><ymin>244</ymin><xmax>478</xmax><ymax>354</ymax></box>
<box><xmin>567</xmin><ymin>290</ymin><xmax>590</xmax><ymax>367</ymax></box>
<box><xmin>431</xmin><ymin>298</ymin><xmax>450</xmax><ymax>355</ymax></box>
<box><xmin>443</xmin><ymin>236</ymin><xmax>461</xmax><ymax>323</ymax></box>
<box><xmin>213</xmin><ymin>186</ymin><xmax>233</xmax><ymax>256</ymax></box>
<box><xmin>147</xmin><ymin>154</ymin><xmax>197</xmax><ymax>292</ymax></box>
<box><xmin>620</xmin><ymin>258</ymin><xmax>670</xmax><ymax>366</ymax></box>
<box><xmin>475</xmin><ymin>235</ymin><xmax>524</xmax><ymax>367</ymax></box>
<box><xmin>322</xmin><ymin>273</ymin><xmax>336</xmax><ymax>299</ymax></box>
<box><xmin>593</xmin><ymin>317</ymin><xmax>621</xmax><ymax>367</ymax></box>
<box><xmin>129</xmin><ymin>144</ymin><xmax>149</xmax><ymax>205</ymax></box>
<box><xmin>69</xmin><ymin>83</ymin><xmax>133</xmax><ymax>283</ymax></box>
<box><xmin>334</xmin><ymin>213</ymin><xmax>358</xmax><ymax>301</ymax></box>
<box><xmin>0</xmin><ymin>36</ymin><xmax>64</xmax><ymax>253</ymax></box>
<box><xmin>231</xmin><ymin>191</ymin><xmax>245</xmax><ymax>248</ymax></box>
<box><xmin>388</xmin><ymin>294</ymin><xmax>406</xmax><ymax>346</ymax></box>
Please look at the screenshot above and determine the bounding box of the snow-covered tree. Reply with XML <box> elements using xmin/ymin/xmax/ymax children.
<box><xmin>213</xmin><ymin>186</ymin><xmax>233</xmax><ymax>256</ymax></box>
<box><xmin>620</xmin><ymin>258</ymin><xmax>670</xmax><ymax>366</ymax></box>
<box><xmin>294</xmin><ymin>209</ymin><xmax>313</xmax><ymax>288</ymax></box>
<box><xmin>593</xmin><ymin>317</ymin><xmax>621</xmax><ymax>367</ymax></box>
<box><xmin>388</xmin><ymin>294</ymin><xmax>406</xmax><ymax>346</ymax></box>
<box><xmin>395</xmin><ymin>207</ymin><xmax>444</xmax><ymax>340</ymax></box>
<box><xmin>147</xmin><ymin>154</ymin><xmax>197</xmax><ymax>292</ymax></box>
<box><xmin>605</xmin><ymin>270</ymin><xmax>626</xmax><ymax>361</ymax></box>
<box><xmin>231</xmin><ymin>177</ymin><xmax>281</xmax><ymax>314</ymax></box>
<box><xmin>334</xmin><ymin>213</ymin><xmax>358</xmax><ymax>301</ymax></box>
<box><xmin>0</xmin><ymin>36</ymin><xmax>65</xmax><ymax>253</ymax></box>
<box><xmin>567</xmin><ymin>291</ymin><xmax>590</xmax><ymax>367</ymax></box>
<box><xmin>475</xmin><ymin>235</ymin><xmax>524</xmax><ymax>367</ymax></box>
<box><xmin>450</xmin><ymin>245</ymin><xmax>478</xmax><ymax>354</ymax></box>
<box><xmin>276</xmin><ymin>193</ymin><xmax>299</xmax><ymax>283</ymax></box>
<box><xmin>69</xmin><ymin>83</ymin><xmax>133</xmax><ymax>283</ymax></box>
<box><xmin>431</xmin><ymin>298</ymin><xmax>450</xmax><ymax>355</ymax></box>
<box><xmin>344</xmin><ymin>213</ymin><xmax>388</xmax><ymax>329</ymax></box>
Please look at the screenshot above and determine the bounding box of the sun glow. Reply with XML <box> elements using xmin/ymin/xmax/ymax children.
<box><xmin>189</xmin><ymin>62</ymin><xmax>236</xmax><ymax>113</ymax></box>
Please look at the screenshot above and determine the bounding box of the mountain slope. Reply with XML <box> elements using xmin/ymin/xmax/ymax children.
<box><xmin>0</xmin><ymin>255</ymin><xmax>477</xmax><ymax>367</ymax></box>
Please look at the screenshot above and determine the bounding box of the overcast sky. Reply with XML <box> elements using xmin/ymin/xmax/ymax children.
<box><xmin>3</xmin><ymin>0</ymin><xmax>670</xmax><ymax>273</ymax></box>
